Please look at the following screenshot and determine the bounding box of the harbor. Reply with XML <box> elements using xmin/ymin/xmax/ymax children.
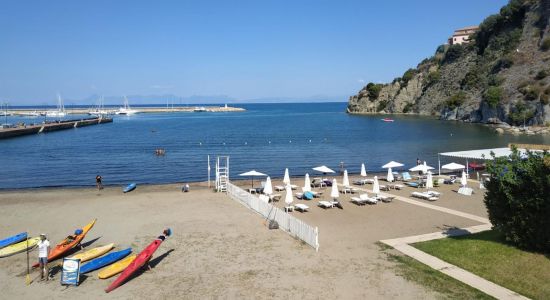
<box><xmin>4</xmin><ymin>105</ymin><xmax>245</xmax><ymax>116</ymax></box>
<box><xmin>0</xmin><ymin>116</ymin><xmax>113</xmax><ymax>140</ymax></box>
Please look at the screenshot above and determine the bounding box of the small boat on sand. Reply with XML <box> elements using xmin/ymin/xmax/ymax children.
<box><xmin>123</xmin><ymin>183</ymin><xmax>137</xmax><ymax>193</ymax></box>
<box><xmin>0</xmin><ymin>232</ymin><xmax>27</xmax><ymax>249</ymax></box>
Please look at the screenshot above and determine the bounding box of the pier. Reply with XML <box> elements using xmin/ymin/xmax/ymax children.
<box><xmin>6</xmin><ymin>105</ymin><xmax>245</xmax><ymax>116</ymax></box>
<box><xmin>0</xmin><ymin>116</ymin><xmax>113</xmax><ymax>140</ymax></box>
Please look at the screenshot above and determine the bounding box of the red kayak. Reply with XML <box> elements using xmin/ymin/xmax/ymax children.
<box><xmin>105</xmin><ymin>228</ymin><xmax>172</xmax><ymax>293</ymax></box>
<box><xmin>381</xmin><ymin>118</ymin><xmax>394</xmax><ymax>122</ymax></box>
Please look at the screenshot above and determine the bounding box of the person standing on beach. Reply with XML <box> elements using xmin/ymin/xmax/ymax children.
<box><xmin>96</xmin><ymin>175</ymin><xmax>103</xmax><ymax>190</ymax></box>
<box><xmin>37</xmin><ymin>234</ymin><xmax>50</xmax><ymax>281</ymax></box>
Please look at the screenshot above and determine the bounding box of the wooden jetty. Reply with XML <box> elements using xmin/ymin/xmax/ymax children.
<box><xmin>0</xmin><ymin>117</ymin><xmax>113</xmax><ymax>140</ymax></box>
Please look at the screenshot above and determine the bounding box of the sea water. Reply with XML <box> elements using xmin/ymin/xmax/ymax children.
<box><xmin>1</xmin><ymin>102</ymin><xmax>548</xmax><ymax>189</ymax></box>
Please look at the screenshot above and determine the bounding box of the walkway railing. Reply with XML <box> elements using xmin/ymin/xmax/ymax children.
<box><xmin>226</xmin><ymin>182</ymin><xmax>319</xmax><ymax>251</ymax></box>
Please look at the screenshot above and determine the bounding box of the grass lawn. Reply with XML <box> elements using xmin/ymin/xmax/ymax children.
<box><xmin>378</xmin><ymin>243</ymin><xmax>494</xmax><ymax>299</ymax></box>
<box><xmin>413</xmin><ymin>230</ymin><xmax>550</xmax><ymax>300</ymax></box>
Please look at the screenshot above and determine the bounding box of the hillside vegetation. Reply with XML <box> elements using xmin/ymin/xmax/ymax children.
<box><xmin>347</xmin><ymin>0</ymin><xmax>550</xmax><ymax>126</ymax></box>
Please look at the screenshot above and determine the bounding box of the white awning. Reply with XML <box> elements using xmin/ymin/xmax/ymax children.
<box><xmin>439</xmin><ymin>147</ymin><xmax>529</xmax><ymax>160</ymax></box>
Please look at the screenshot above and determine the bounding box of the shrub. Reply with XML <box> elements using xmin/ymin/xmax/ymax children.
<box><xmin>541</xmin><ymin>38</ymin><xmax>550</xmax><ymax>51</ymax></box>
<box><xmin>541</xmin><ymin>93</ymin><xmax>550</xmax><ymax>105</ymax></box>
<box><xmin>443</xmin><ymin>44</ymin><xmax>464</xmax><ymax>63</ymax></box>
<box><xmin>484</xmin><ymin>86</ymin><xmax>503</xmax><ymax>108</ymax></box>
<box><xmin>509</xmin><ymin>101</ymin><xmax>535</xmax><ymax>125</ymax></box>
<box><xmin>488</xmin><ymin>74</ymin><xmax>504</xmax><ymax>86</ymax></box>
<box><xmin>366</xmin><ymin>83</ymin><xmax>383</xmax><ymax>100</ymax></box>
<box><xmin>401</xmin><ymin>68</ymin><xmax>416</xmax><ymax>84</ymax></box>
<box><xmin>446</xmin><ymin>92</ymin><xmax>466</xmax><ymax>109</ymax></box>
<box><xmin>435</xmin><ymin>44</ymin><xmax>446</xmax><ymax>54</ymax></box>
<box><xmin>402</xmin><ymin>102</ymin><xmax>414</xmax><ymax>113</ymax></box>
<box><xmin>426</xmin><ymin>70</ymin><xmax>440</xmax><ymax>85</ymax></box>
<box><xmin>376</xmin><ymin>100</ymin><xmax>388</xmax><ymax>112</ymax></box>
<box><xmin>461</xmin><ymin>69</ymin><xmax>482</xmax><ymax>89</ymax></box>
<box><xmin>492</xmin><ymin>56</ymin><xmax>514</xmax><ymax>73</ymax></box>
<box><xmin>484</xmin><ymin>148</ymin><xmax>550</xmax><ymax>253</ymax></box>
<box><xmin>520</xmin><ymin>84</ymin><xmax>541</xmax><ymax>101</ymax></box>
<box><xmin>535</xmin><ymin>70</ymin><xmax>548</xmax><ymax>80</ymax></box>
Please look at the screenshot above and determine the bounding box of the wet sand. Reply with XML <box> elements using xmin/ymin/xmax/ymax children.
<box><xmin>0</xmin><ymin>178</ymin><xmax>488</xmax><ymax>299</ymax></box>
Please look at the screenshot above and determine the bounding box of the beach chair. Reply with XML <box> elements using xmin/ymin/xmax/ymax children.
<box><xmin>311</xmin><ymin>178</ymin><xmax>326</xmax><ymax>188</ymax></box>
<box><xmin>318</xmin><ymin>201</ymin><xmax>334</xmax><ymax>209</ymax></box>
<box><xmin>376</xmin><ymin>195</ymin><xmax>395</xmax><ymax>203</ymax></box>
<box><xmin>284</xmin><ymin>205</ymin><xmax>294</xmax><ymax>212</ymax></box>
<box><xmin>294</xmin><ymin>203</ymin><xmax>309</xmax><ymax>212</ymax></box>
<box><xmin>404</xmin><ymin>182</ymin><xmax>420</xmax><ymax>188</ymax></box>
<box><xmin>401</xmin><ymin>172</ymin><xmax>412</xmax><ymax>181</ymax></box>
<box><xmin>354</xmin><ymin>178</ymin><xmax>373</xmax><ymax>185</ymax></box>
<box><xmin>274</xmin><ymin>185</ymin><xmax>285</xmax><ymax>192</ymax></box>
<box><xmin>457</xmin><ymin>187</ymin><xmax>473</xmax><ymax>196</ymax></box>
<box><xmin>294</xmin><ymin>192</ymin><xmax>303</xmax><ymax>199</ymax></box>
<box><xmin>269</xmin><ymin>194</ymin><xmax>282</xmax><ymax>202</ymax></box>
<box><xmin>351</xmin><ymin>193</ymin><xmax>377</xmax><ymax>205</ymax></box>
<box><xmin>426</xmin><ymin>191</ymin><xmax>441</xmax><ymax>197</ymax></box>
<box><xmin>411</xmin><ymin>192</ymin><xmax>438</xmax><ymax>201</ymax></box>
<box><xmin>289</xmin><ymin>184</ymin><xmax>298</xmax><ymax>190</ymax></box>
<box><xmin>393</xmin><ymin>184</ymin><xmax>405</xmax><ymax>190</ymax></box>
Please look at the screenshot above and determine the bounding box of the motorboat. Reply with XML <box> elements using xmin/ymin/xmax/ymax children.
<box><xmin>193</xmin><ymin>106</ymin><xmax>207</xmax><ymax>112</ymax></box>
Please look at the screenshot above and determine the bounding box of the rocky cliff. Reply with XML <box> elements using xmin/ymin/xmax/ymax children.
<box><xmin>347</xmin><ymin>0</ymin><xmax>550</xmax><ymax>126</ymax></box>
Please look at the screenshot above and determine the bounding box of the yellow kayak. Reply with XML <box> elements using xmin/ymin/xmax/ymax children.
<box><xmin>98</xmin><ymin>254</ymin><xmax>137</xmax><ymax>279</ymax></box>
<box><xmin>0</xmin><ymin>237</ymin><xmax>40</xmax><ymax>258</ymax></box>
<box><xmin>69</xmin><ymin>243</ymin><xmax>115</xmax><ymax>263</ymax></box>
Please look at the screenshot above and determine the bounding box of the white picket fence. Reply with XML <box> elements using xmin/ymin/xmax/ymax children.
<box><xmin>226</xmin><ymin>182</ymin><xmax>319</xmax><ymax>251</ymax></box>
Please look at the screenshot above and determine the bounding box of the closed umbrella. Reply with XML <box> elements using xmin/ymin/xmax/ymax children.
<box><xmin>303</xmin><ymin>173</ymin><xmax>311</xmax><ymax>192</ymax></box>
<box><xmin>360</xmin><ymin>163</ymin><xmax>367</xmax><ymax>177</ymax></box>
<box><xmin>343</xmin><ymin>170</ymin><xmax>350</xmax><ymax>187</ymax></box>
<box><xmin>461</xmin><ymin>171</ymin><xmax>467</xmax><ymax>187</ymax></box>
<box><xmin>386</xmin><ymin>168</ymin><xmax>394</xmax><ymax>182</ymax></box>
<box><xmin>284</xmin><ymin>184</ymin><xmax>293</xmax><ymax>206</ymax></box>
<box><xmin>330</xmin><ymin>179</ymin><xmax>339</xmax><ymax>200</ymax></box>
<box><xmin>426</xmin><ymin>171</ymin><xmax>433</xmax><ymax>190</ymax></box>
<box><xmin>373</xmin><ymin>176</ymin><xmax>380</xmax><ymax>196</ymax></box>
<box><xmin>264</xmin><ymin>176</ymin><xmax>273</xmax><ymax>195</ymax></box>
<box><xmin>283</xmin><ymin>168</ymin><xmax>290</xmax><ymax>185</ymax></box>
<box><xmin>239</xmin><ymin>170</ymin><xmax>267</xmax><ymax>187</ymax></box>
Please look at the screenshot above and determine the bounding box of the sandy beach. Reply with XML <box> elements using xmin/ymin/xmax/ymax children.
<box><xmin>0</xmin><ymin>177</ymin><xmax>488</xmax><ymax>299</ymax></box>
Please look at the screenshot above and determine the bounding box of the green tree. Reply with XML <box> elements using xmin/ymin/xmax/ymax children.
<box><xmin>366</xmin><ymin>83</ymin><xmax>383</xmax><ymax>100</ymax></box>
<box><xmin>446</xmin><ymin>92</ymin><xmax>466</xmax><ymax>109</ymax></box>
<box><xmin>484</xmin><ymin>148</ymin><xmax>550</xmax><ymax>253</ymax></box>
<box><xmin>484</xmin><ymin>86</ymin><xmax>503</xmax><ymax>108</ymax></box>
<box><xmin>401</xmin><ymin>68</ymin><xmax>416</xmax><ymax>84</ymax></box>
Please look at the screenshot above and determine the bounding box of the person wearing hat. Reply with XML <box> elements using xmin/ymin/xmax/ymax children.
<box><xmin>37</xmin><ymin>234</ymin><xmax>50</xmax><ymax>281</ymax></box>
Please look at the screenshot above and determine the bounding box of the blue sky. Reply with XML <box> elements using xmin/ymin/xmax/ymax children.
<box><xmin>0</xmin><ymin>0</ymin><xmax>508</xmax><ymax>104</ymax></box>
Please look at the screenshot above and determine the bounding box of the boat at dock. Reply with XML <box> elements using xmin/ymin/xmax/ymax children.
<box><xmin>116</xmin><ymin>97</ymin><xmax>139</xmax><ymax>115</ymax></box>
<box><xmin>193</xmin><ymin>106</ymin><xmax>207</xmax><ymax>112</ymax></box>
<box><xmin>46</xmin><ymin>94</ymin><xmax>67</xmax><ymax>117</ymax></box>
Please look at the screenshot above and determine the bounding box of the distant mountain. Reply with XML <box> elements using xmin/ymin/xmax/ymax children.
<box><xmin>347</xmin><ymin>0</ymin><xmax>550</xmax><ymax>126</ymax></box>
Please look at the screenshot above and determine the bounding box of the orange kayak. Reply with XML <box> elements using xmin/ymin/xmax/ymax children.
<box><xmin>33</xmin><ymin>219</ymin><xmax>96</xmax><ymax>268</ymax></box>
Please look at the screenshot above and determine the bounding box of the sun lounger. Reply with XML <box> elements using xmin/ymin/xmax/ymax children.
<box><xmin>426</xmin><ymin>191</ymin><xmax>441</xmax><ymax>197</ymax></box>
<box><xmin>269</xmin><ymin>194</ymin><xmax>282</xmax><ymax>202</ymax></box>
<box><xmin>376</xmin><ymin>195</ymin><xmax>395</xmax><ymax>203</ymax></box>
<box><xmin>351</xmin><ymin>193</ymin><xmax>377</xmax><ymax>205</ymax></box>
<box><xmin>274</xmin><ymin>185</ymin><xmax>285</xmax><ymax>192</ymax></box>
<box><xmin>401</xmin><ymin>172</ymin><xmax>412</xmax><ymax>181</ymax></box>
<box><xmin>393</xmin><ymin>184</ymin><xmax>405</xmax><ymax>190</ymax></box>
<box><xmin>284</xmin><ymin>205</ymin><xmax>294</xmax><ymax>212</ymax></box>
<box><xmin>411</xmin><ymin>191</ymin><xmax>438</xmax><ymax>201</ymax></box>
<box><xmin>311</xmin><ymin>178</ymin><xmax>326</xmax><ymax>188</ymax></box>
<box><xmin>354</xmin><ymin>178</ymin><xmax>374</xmax><ymax>185</ymax></box>
<box><xmin>380</xmin><ymin>185</ymin><xmax>390</xmax><ymax>191</ymax></box>
<box><xmin>290</xmin><ymin>184</ymin><xmax>298</xmax><ymax>190</ymax></box>
<box><xmin>340</xmin><ymin>186</ymin><xmax>352</xmax><ymax>194</ymax></box>
<box><xmin>294</xmin><ymin>203</ymin><xmax>309</xmax><ymax>212</ymax></box>
<box><xmin>318</xmin><ymin>201</ymin><xmax>334</xmax><ymax>209</ymax></box>
<box><xmin>457</xmin><ymin>187</ymin><xmax>473</xmax><ymax>196</ymax></box>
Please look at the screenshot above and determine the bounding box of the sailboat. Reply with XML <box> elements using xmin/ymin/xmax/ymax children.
<box><xmin>88</xmin><ymin>96</ymin><xmax>111</xmax><ymax>116</ymax></box>
<box><xmin>46</xmin><ymin>94</ymin><xmax>67</xmax><ymax>118</ymax></box>
<box><xmin>115</xmin><ymin>96</ymin><xmax>139</xmax><ymax>115</ymax></box>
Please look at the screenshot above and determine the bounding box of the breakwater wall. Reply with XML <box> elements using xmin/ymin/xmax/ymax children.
<box><xmin>0</xmin><ymin>117</ymin><xmax>113</xmax><ymax>140</ymax></box>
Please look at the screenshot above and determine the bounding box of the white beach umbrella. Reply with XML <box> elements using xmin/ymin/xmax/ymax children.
<box><xmin>360</xmin><ymin>163</ymin><xmax>367</xmax><ymax>177</ymax></box>
<box><xmin>330</xmin><ymin>179</ymin><xmax>339</xmax><ymax>199</ymax></box>
<box><xmin>284</xmin><ymin>184</ymin><xmax>293</xmax><ymax>206</ymax></box>
<box><xmin>264</xmin><ymin>176</ymin><xmax>273</xmax><ymax>195</ymax></box>
<box><xmin>382</xmin><ymin>161</ymin><xmax>404</xmax><ymax>169</ymax></box>
<box><xmin>239</xmin><ymin>170</ymin><xmax>267</xmax><ymax>187</ymax></box>
<box><xmin>283</xmin><ymin>168</ymin><xmax>290</xmax><ymax>185</ymax></box>
<box><xmin>441</xmin><ymin>162</ymin><xmax>466</xmax><ymax>171</ymax></box>
<box><xmin>312</xmin><ymin>165</ymin><xmax>335</xmax><ymax>174</ymax></box>
<box><xmin>426</xmin><ymin>171</ymin><xmax>434</xmax><ymax>190</ymax></box>
<box><xmin>461</xmin><ymin>171</ymin><xmax>468</xmax><ymax>187</ymax></box>
<box><xmin>303</xmin><ymin>173</ymin><xmax>311</xmax><ymax>192</ymax></box>
<box><xmin>387</xmin><ymin>168</ymin><xmax>394</xmax><ymax>182</ymax></box>
<box><xmin>343</xmin><ymin>170</ymin><xmax>350</xmax><ymax>187</ymax></box>
<box><xmin>409</xmin><ymin>161</ymin><xmax>434</xmax><ymax>173</ymax></box>
<box><xmin>373</xmin><ymin>176</ymin><xmax>380</xmax><ymax>196</ymax></box>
